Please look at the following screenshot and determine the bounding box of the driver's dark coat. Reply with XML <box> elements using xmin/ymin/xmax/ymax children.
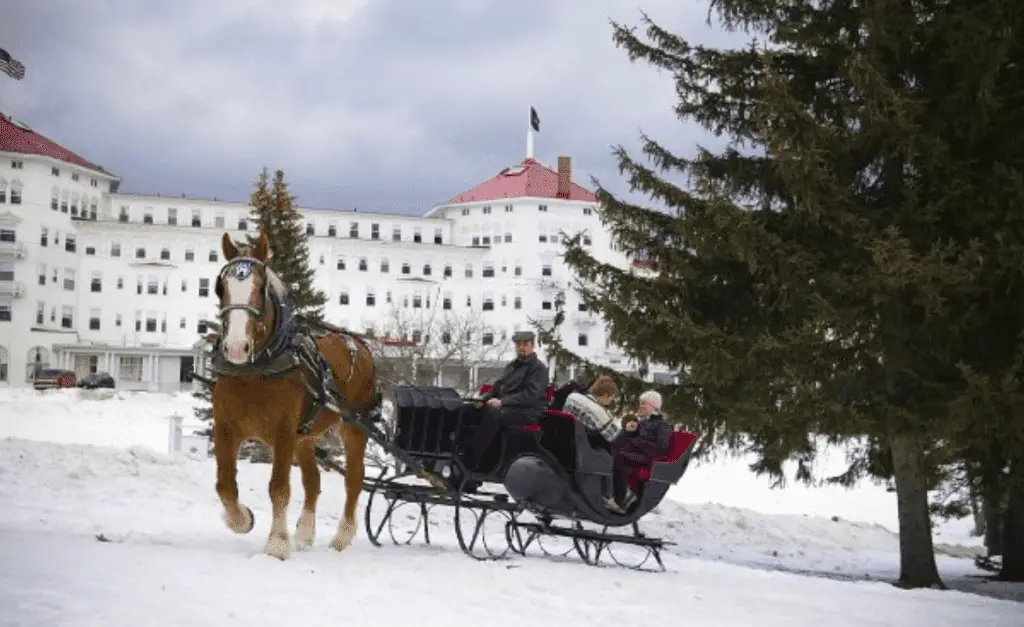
<box><xmin>482</xmin><ymin>353</ymin><xmax>549</xmax><ymax>416</ymax></box>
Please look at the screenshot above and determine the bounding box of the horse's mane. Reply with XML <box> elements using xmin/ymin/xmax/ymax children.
<box><xmin>265</xmin><ymin>267</ymin><xmax>286</xmax><ymax>300</ymax></box>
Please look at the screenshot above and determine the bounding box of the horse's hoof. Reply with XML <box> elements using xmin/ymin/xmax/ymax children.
<box><xmin>242</xmin><ymin>507</ymin><xmax>255</xmax><ymax>533</ymax></box>
<box><xmin>263</xmin><ymin>534</ymin><xmax>291</xmax><ymax>561</ymax></box>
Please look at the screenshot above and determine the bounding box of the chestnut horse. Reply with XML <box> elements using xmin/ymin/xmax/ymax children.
<box><xmin>209</xmin><ymin>231</ymin><xmax>376</xmax><ymax>560</ymax></box>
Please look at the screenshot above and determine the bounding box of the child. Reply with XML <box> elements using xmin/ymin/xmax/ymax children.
<box><xmin>604</xmin><ymin>390</ymin><xmax>672</xmax><ymax>513</ymax></box>
<box><xmin>562</xmin><ymin>376</ymin><xmax>620</xmax><ymax>442</ymax></box>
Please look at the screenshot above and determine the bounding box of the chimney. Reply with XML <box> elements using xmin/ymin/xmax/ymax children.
<box><xmin>556</xmin><ymin>155</ymin><xmax>571</xmax><ymax>199</ymax></box>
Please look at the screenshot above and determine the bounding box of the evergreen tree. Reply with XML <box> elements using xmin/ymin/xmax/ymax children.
<box><xmin>248</xmin><ymin>168</ymin><xmax>327</xmax><ymax>320</ymax></box>
<box><xmin>540</xmin><ymin>3</ymin><xmax>1024</xmax><ymax>588</ymax></box>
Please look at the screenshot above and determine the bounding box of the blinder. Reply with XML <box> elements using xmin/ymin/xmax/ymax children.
<box><xmin>217</xmin><ymin>256</ymin><xmax>271</xmax><ymax>322</ymax></box>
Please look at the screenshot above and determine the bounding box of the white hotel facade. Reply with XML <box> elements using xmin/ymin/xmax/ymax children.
<box><xmin>0</xmin><ymin>113</ymin><xmax>662</xmax><ymax>392</ymax></box>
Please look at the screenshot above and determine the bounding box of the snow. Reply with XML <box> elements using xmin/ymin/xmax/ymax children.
<box><xmin>0</xmin><ymin>389</ymin><xmax>1020</xmax><ymax>627</ymax></box>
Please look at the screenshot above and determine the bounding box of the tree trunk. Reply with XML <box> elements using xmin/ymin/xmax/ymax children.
<box><xmin>889</xmin><ymin>435</ymin><xmax>945</xmax><ymax>589</ymax></box>
<box><xmin>1000</xmin><ymin>460</ymin><xmax>1024</xmax><ymax>581</ymax></box>
<box><xmin>983</xmin><ymin>495</ymin><xmax>1003</xmax><ymax>556</ymax></box>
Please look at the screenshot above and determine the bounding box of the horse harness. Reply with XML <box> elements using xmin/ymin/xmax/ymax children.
<box><xmin>207</xmin><ymin>256</ymin><xmax>358</xmax><ymax>435</ymax></box>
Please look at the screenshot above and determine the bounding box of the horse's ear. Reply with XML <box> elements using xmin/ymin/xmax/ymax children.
<box><xmin>253</xmin><ymin>231</ymin><xmax>270</xmax><ymax>261</ymax></box>
<box><xmin>221</xmin><ymin>232</ymin><xmax>239</xmax><ymax>260</ymax></box>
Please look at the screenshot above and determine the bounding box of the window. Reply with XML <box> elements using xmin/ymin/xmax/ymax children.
<box><xmin>115</xmin><ymin>313</ymin><xmax>122</xmax><ymax>327</ymax></box>
<box><xmin>214</xmin><ymin>212</ymin><xmax>225</xmax><ymax>228</ymax></box>
<box><xmin>64</xmin><ymin>234</ymin><xmax>76</xmax><ymax>252</ymax></box>
<box><xmin>35</xmin><ymin>301</ymin><xmax>43</xmax><ymax>325</ymax></box>
<box><xmin>85</xmin><ymin>246</ymin><xmax>96</xmax><ymax>256</ymax></box>
<box><xmin>542</xmin><ymin>265</ymin><xmax>552</xmax><ymax>276</ymax></box>
<box><xmin>380</xmin><ymin>259</ymin><xmax>389</xmax><ymax>273</ymax></box>
<box><xmin>238</xmin><ymin>218</ymin><xmax>247</xmax><ymax>231</ymax></box>
<box><xmin>90</xmin><ymin>273</ymin><xmax>102</xmax><ymax>293</ymax></box>
<box><xmin>577</xmin><ymin>333</ymin><xmax>589</xmax><ymax>347</ymax></box>
<box><xmin>197</xmin><ymin>320</ymin><xmax>208</xmax><ymax>334</ymax></box>
<box><xmin>160</xmin><ymin>247</ymin><xmax>171</xmax><ymax>260</ymax></box>
<box><xmin>578</xmin><ymin>302</ymin><xmax>589</xmax><ymax>312</ymax></box>
<box><xmin>36</xmin><ymin>263</ymin><xmax>45</xmax><ymax>286</ymax></box>
<box><xmin>538</xmin><ymin>204</ymin><xmax>548</xmax><ymax>212</ymax></box>
<box><xmin>583</xmin><ymin>234</ymin><xmax>592</xmax><ymax>246</ymax></box>
<box><xmin>482</xmin><ymin>297</ymin><xmax>494</xmax><ymax>311</ymax></box>
<box><xmin>39</xmin><ymin>228</ymin><xmax>47</xmax><ymax>246</ymax></box>
<box><xmin>117</xmin><ymin>276</ymin><xmax>124</xmax><ymax>290</ymax></box>
<box><xmin>339</xmin><ymin>291</ymin><xmax>349</xmax><ymax>305</ymax></box>
<box><xmin>539</xmin><ymin>233</ymin><xmax>548</xmax><ymax>243</ymax></box>
<box><xmin>181</xmin><ymin>278</ymin><xmax>187</xmax><ymax>292</ymax></box>
<box><xmin>143</xmin><ymin>208</ymin><xmax>154</xmax><ymax>224</ymax></box>
<box><xmin>504</xmin><ymin>233</ymin><xmax>512</xmax><ymax>243</ymax></box>
<box><xmin>199</xmin><ymin>278</ymin><xmax>210</xmax><ymax>297</ymax></box>
<box><xmin>472</xmin><ymin>236</ymin><xmax>480</xmax><ymax>246</ymax></box>
<box><xmin>88</xmin><ymin>309</ymin><xmax>101</xmax><ymax>330</ymax></box>
<box><xmin>136</xmin><ymin>277</ymin><xmax>143</xmax><ymax>294</ymax></box>
<box><xmin>514</xmin><ymin>296</ymin><xmax>522</xmax><ymax>310</ymax></box>
<box><xmin>465</xmin><ymin>264</ymin><xmax>473</xmax><ymax>278</ymax></box>
<box><xmin>349</xmin><ymin>222</ymin><xmax>359</xmax><ymax>238</ymax></box>
<box><xmin>541</xmin><ymin>300</ymin><xmax>552</xmax><ymax>310</ymax></box>
<box><xmin>366</xmin><ymin>291</ymin><xmax>376</xmax><ymax>307</ymax></box>
<box><xmin>8</xmin><ymin>184</ymin><xmax>21</xmax><ymax>205</ymax></box>
<box><xmin>441</xmin><ymin>331</ymin><xmax>452</xmax><ymax>344</ymax></box>
<box><xmin>358</xmin><ymin>258</ymin><xmax>367</xmax><ymax>272</ymax></box>
<box><xmin>118</xmin><ymin>356</ymin><xmax>144</xmax><ymax>382</ymax></box>
<box><xmin>180</xmin><ymin>317</ymin><xmax>187</xmax><ymax>329</ymax></box>
<box><xmin>147</xmin><ymin>277</ymin><xmax>159</xmax><ymax>295</ymax></box>
<box><xmin>71</xmin><ymin>172</ymin><xmax>79</xmax><ymax>182</ymax></box>
<box><xmin>482</xmin><ymin>332</ymin><xmax>494</xmax><ymax>346</ymax></box>
<box><xmin>306</xmin><ymin>222</ymin><xmax>315</xmax><ymax>236</ymax></box>
<box><xmin>168</xmin><ymin>208</ymin><xmax>178</xmax><ymax>226</ymax></box>
<box><xmin>0</xmin><ymin>262</ymin><xmax>13</xmax><ymax>281</ymax></box>
<box><xmin>0</xmin><ymin>302</ymin><xmax>10</xmax><ymax>322</ymax></box>
<box><xmin>336</xmin><ymin>256</ymin><xmax>346</xmax><ymax>270</ymax></box>
<box><xmin>504</xmin><ymin>204</ymin><xmax>513</xmax><ymax>212</ymax></box>
<box><xmin>88</xmin><ymin>198</ymin><xmax>97</xmax><ymax>220</ymax></box>
<box><xmin>442</xmin><ymin>296</ymin><xmax>452</xmax><ymax>310</ymax></box>
<box><xmin>111</xmin><ymin>241</ymin><xmax>121</xmax><ymax>257</ymax></box>
<box><xmin>443</xmin><ymin>264</ymin><xmax>452</xmax><ymax>278</ymax></box>
<box><xmin>0</xmin><ymin>229</ymin><xmax>13</xmax><ymax>243</ymax></box>
<box><xmin>482</xmin><ymin>206</ymin><xmax>492</xmax><ymax>214</ymax></box>
<box><xmin>412</xmin><ymin>293</ymin><xmax>422</xmax><ymax>308</ymax></box>
<box><xmin>392</xmin><ymin>226</ymin><xmax>401</xmax><ymax>241</ymax></box>
<box><xmin>119</xmin><ymin>206</ymin><xmax>129</xmax><ymax>222</ymax></box>
<box><xmin>59</xmin><ymin>193</ymin><xmax>68</xmax><ymax>213</ymax></box>
<box><xmin>482</xmin><ymin>236</ymin><xmax>491</xmax><ymax>246</ymax></box>
<box><xmin>191</xmin><ymin>210</ymin><xmax>202</xmax><ymax>227</ymax></box>
<box><xmin>401</xmin><ymin>262</ymin><xmax>411</xmax><ymax>275</ymax></box>
<box><xmin>208</xmin><ymin>249</ymin><xmax>218</xmax><ymax>263</ymax></box>
<box><xmin>327</xmin><ymin>223</ymin><xmax>337</xmax><ymax>237</ymax></box>
<box><xmin>63</xmin><ymin>269</ymin><xmax>75</xmax><ymax>291</ymax></box>
<box><xmin>423</xmin><ymin>264</ymin><xmax>432</xmax><ymax>276</ymax></box>
<box><xmin>413</xmin><ymin>227</ymin><xmax>422</xmax><ymax>243</ymax></box>
<box><xmin>482</xmin><ymin>265</ymin><xmax>494</xmax><ymax>278</ymax></box>
<box><xmin>61</xmin><ymin>306</ymin><xmax>74</xmax><ymax>329</ymax></box>
<box><xmin>146</xmin><ymin>315</ymin><xmax>158</xmax><ymax>332</ymax></box>
<box><xmin>185</xmin><ymin>248</ymin><xmax>195</xmax><ymax>262</ymax></box>
<box><xmin>434</xmin><ymin>228</ymin><xmax>443</xmax><ymax>244</ymax></box>
<box><xmin>161</xmin><ymin>317</ymin><xmax>167</xmax><ymax>332</ymax></box>
<box><xmin>135</xmin><ymin>247</ymin><xmax>146</xmax><ymax>259</ymax></box>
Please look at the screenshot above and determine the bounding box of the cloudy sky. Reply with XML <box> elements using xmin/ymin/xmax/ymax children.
<box><xmin>1</xmin><ymin>0</ymin><xmax>742</xmax><ymax>214</ymax></box>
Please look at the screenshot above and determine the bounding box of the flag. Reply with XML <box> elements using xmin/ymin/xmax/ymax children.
<box><xmin>0</xmin><ymin>48</ymin><xmax>26</xmax><ymax>80</ymax></box>
<box><xmin>530</xmin><ymin>106</ymin><xmax>540</xmax><ymax>133</ymax></box>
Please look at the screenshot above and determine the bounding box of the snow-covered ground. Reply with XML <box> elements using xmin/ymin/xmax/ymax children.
<box><xmin>0</xmin><ymin>389</ymin><xmax>1020</xmax><ymax>627</ymax></box>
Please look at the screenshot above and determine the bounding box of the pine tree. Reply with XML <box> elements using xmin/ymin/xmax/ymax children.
<box><xmin>248</xmin><ymin>168</ymin><xmax>327</xmax><ymax>320</ymax></box>
<box><xmin>539</xmin><ymin>3</ymin><xmax>1024</xmax><ymax>588</ymax></box>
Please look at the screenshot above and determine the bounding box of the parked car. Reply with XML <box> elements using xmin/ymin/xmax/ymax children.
<box><xmin>78</xmin><ymin>371</ymin><xmax>115</xmax><ymax>389</ymax></box>
<box><xmin>33</xmin><ymin>369</ymin><xmax>77</xmax><ymax>391</ymax></box>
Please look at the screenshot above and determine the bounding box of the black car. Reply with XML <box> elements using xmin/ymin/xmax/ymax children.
<box><xmin>78</xmin><ymin>371</ymin><xmax>115</xmax><ymax>389</ymax></box>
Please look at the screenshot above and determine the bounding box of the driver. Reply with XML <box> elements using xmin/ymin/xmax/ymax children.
<box><xmin>464</xmin><ymin>330</ymin><xmax>549</xmax><ymax>471</ymax></box>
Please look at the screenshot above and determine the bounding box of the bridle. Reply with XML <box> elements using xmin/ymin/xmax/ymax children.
<box><xmin>216</xmin><ymin>256</ymin><xmax>273</xmax><ymax>353</ymax></box>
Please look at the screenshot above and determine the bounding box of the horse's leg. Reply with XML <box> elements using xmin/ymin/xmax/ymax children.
<box><xmin>293</xmin><ymin>437</ymin><xmax>321</xmax><ymax>550</ymax></box>
<box><xmin>331</xmin><ymin>421</ymin><xmax>367</xmax><ymax>552</ymax></box>
<box><xmin>264</xmin><ymin>429</ymin><xmax>296</xmax><ymax>560</ymax></box>
<box><xmin>214</xmin><ymin>424</ymin><xmax>254</xmax><ymax>534</ymax></box>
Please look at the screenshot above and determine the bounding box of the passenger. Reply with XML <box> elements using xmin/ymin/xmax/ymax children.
<box><xmin>465</xmin><ymin>330</ymin><xmax>549</xmax><ymax>471</ymax></box>
<box><xmin>562</xmin><ymin>376</ymin><xmax>620</xmax><ymax>443</ymax></box>
<box><xmin>604</xmin><ymin>390</ymin><xmax>672</xmax><ymax>513</ymax></box>
<box><xmin>548</xmin><ymin>372</ymin><xmax>593</xmax><ymax>411</ymax></box>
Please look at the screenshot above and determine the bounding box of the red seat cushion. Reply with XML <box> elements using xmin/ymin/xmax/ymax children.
<box><xmin>478</xmin><ymin>384</ymin><xmax>494</xmax><ymax>395</ymax></box>
<box><xmin>628</xmin><ymin>430</ymin><xmax>698</xmax><ymax>490</ymax></box>
<box><xmin>545</xmin><ymin>385</ymin><xmax>555</xmax><ymax>402</ymax></box>
<box><xmin>522</xmin><ymin>424</ymin><xmax>542</xmax><ymax>432</ymax></box>
<box><xmin>542</xmin><ymin>409</ymin><xmax>577</xmax><ymax>421</ymax></box>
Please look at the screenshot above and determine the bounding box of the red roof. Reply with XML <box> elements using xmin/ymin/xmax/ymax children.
<box><xmin>448</xmin><ymin>158</ymin><xmax>597</xmax><ymax>204</ymax></box>
<box><xmin>0</xmin><ymin>114</ymin><xmax>111</xmax><ymax>175</ymax></box>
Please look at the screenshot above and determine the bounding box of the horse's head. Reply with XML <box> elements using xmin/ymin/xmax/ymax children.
<box><xmin>217</xmin><ymin>231</ymin><xmax>274</xmax><ymax>364</ymax></box>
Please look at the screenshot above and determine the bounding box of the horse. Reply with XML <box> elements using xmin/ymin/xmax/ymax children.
<box><xmin>209</xmin><ymin>231</ymin><xmax>377</xmax><ymax>560</ymax></box>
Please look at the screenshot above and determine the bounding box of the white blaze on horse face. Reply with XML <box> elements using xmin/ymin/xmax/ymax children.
<box><xmin>222</xmin><ymin>271</ymin><xmax>256</xmax><ymax>364</ymax></box>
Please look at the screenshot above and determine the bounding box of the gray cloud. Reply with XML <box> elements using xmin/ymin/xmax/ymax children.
<box><xmin>1</xmin><ymin>0</ymin><xmax>741</xmax><ymax>213</ymax></box>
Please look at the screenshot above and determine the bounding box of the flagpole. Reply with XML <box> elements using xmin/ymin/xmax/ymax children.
<box><xmin>526</xmin><ymin>107</ymin><xmax>535</xmax><ymax>160</ymax></box>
